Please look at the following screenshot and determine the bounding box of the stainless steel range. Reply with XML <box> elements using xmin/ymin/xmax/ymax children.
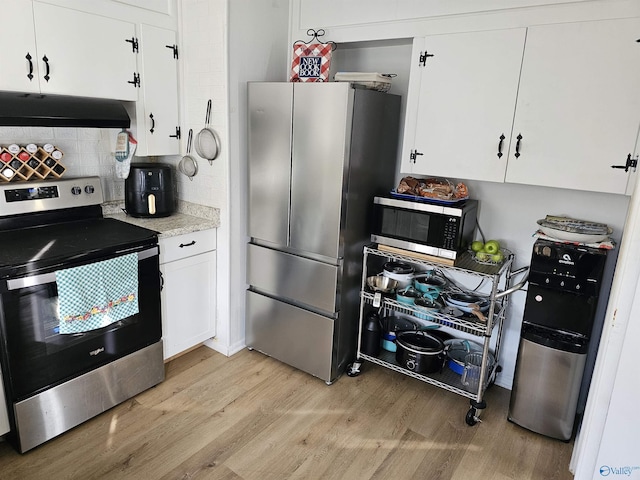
<box><xmin>0</xmin><ymin>176</ymin><xmax>164</xmax><ymax>452</ymax></box>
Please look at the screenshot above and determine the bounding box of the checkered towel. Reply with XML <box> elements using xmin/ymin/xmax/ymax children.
<box><xmin>56</xmin><ymin>253</ymin><xmax>139</xmax><ymax>334</ymax></box>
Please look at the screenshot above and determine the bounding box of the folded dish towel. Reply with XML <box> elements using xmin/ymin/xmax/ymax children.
<box><xmin>56</xmin><ymin>253</ymin><xmax>139</xmax><ymax>334</ymax></box>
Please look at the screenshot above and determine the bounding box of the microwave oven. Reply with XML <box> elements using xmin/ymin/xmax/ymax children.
<box><xmin>371</xmin><ymin>196</ymin><xmax>478</xmax><ymax>259</ymax></box>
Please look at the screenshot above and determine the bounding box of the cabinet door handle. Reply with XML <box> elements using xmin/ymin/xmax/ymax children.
<box><xmin>42</xmin><ymin>55</ymin><xmax>50</xmax><ymax>82</ymax></box>
<box><xmin>159</xmin><ymin>271</ymin><xmax>164</xmax><ymax>291</ymax></box>
<box><xmin>514</xmin><ymin>133</ymin><xmax>523</xmax><ymax>158</ymax></box>
<box><xmin>179</xmin><ymin>240</ymin><xmax>196</xmax><ymax>248</ymax></box>
<box><xmin>169</xmin><ymin>126</ymin><xmax>181</xmax><ymax>140</ymax></box>
<box><xmin>497</xmin><ymin>134</ymin><xmax>505</xmax><ymax>158</ymax></box>
<box><xmin>26</xmin><ymin>53</ymin><xmax>34</xmax><ymax>80</ymax></box>
<box><xmin>149</xmin><ymin>113</ymin><xmax>155</xmax><ymax>134</ymax></box>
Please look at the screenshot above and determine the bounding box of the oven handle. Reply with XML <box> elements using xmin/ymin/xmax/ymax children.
<box><xmin>6</xmin><ymin>246</ymin><xmax>159</xmax><ymax>291</ymax></box>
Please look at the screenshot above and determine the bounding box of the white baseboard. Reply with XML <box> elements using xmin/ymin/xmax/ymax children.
<box><xmin>202</xmin><ymin>338</ymin><xmax>246</xmax><ymax>357</ymax></box>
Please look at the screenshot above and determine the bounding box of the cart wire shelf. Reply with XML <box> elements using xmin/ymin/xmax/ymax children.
<box><xmin>366</xmin><ymin>245</ymin><xmax>513</xmax><ymax>280</ymax></box>
<box><xmin>359</xmin><ymin>350</ymin><xmax>497</xmax><ymax>402</ymax></box>
<box><xmin>361</xmin><ymin>291</ymin><xmax>506</xmax><ymax>336</ymax></box>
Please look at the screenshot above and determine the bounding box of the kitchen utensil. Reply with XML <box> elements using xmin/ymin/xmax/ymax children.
<box><xmin>383</xmin><ymin>261</ymin><xmax>414</xmax><ymax>288</ymax></box>
<box><xmin>380</xmin><ymin>315</ymin><xmax>417</xmax><ymax>352</ymax></box>
<box><xmin>442</xmin><ymin>292</ymin><xmax>490</xmax><ymax>313</ymax></box>
<box><xmin>125</xmin><ymin>163</ymin><xmax>176</xmax><ymax>218</ymax></box>
<box><xmin>413</xmin><ymin>275</ymin><xmax>445</xmax><ymax>302</ymax></box>
<box><xmin>395</xmin><ymin>331</ymin><xmax>446</xmax><ymax>374</ymax></box>
<box><xmin>461</xmin><ymin>352</ymin><xmax>495</xmax><ymax>393</ymax></box>
<box><xmin>179</xmin><ymin>129</ymin><xmax>198</xmax><ymax>180</ymax></box>
<box><xmin>537</xmin><ymin>223</ymin><xmax>612</xmax><ymax>243</ymax></box>
<box><xmin>395</xmin><ymin>286</ymin><xmax>421</xmax><ymax>305</ymax></box>
<box><xmin>194</xmin><ymin>99</ymin><xmax>221</xmax><ymax>164</ymax></box>
<box><xmin>366</xmin><ymin>275</ymin><xmax>398</xmax><ymax>294</ymax></box>
<box><xmin>413</xmin><ymin>297</ymin><xmax>442</xmax><ymax>321</ymax></box>
<box><xmin>361</xmin><ymin>311</ymin><xmax>381</xmax><ymax>357</ymax></box>
<box><xmin>445</xmin><ymin>339</ymin><xmax>486</xmax><ymax>375</ymax></box>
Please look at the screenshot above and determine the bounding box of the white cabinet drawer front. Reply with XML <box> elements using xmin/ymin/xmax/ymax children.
<box><xmin>159</xmin><ymin>229</ymin><xmax>216</xmax><ymax>264</ymax></box>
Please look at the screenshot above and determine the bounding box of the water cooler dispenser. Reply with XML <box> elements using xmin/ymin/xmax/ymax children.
<box><xmin>508</xmin><ymin>238</ymin><xmax>607</xmax><ymax>441</ymax></box>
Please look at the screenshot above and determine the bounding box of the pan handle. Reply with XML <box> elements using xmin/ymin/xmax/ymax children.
<box><xmin>205</xmin><ymin>99</ymin><xmax>212</xmax><ymax>125</ymax></box>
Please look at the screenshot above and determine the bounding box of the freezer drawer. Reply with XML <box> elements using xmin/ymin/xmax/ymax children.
<box><xmin>247</xmin><ymin>243</ymin><xmax>339</xmax><ymax>314</ymax></box>
<box><xmin>246</xmin><ymin>290</ymin><xmax>335</xmax><ymax>382</ymax></box>
<box><xmin>508</xmin><ymin>336</ymin><xmax>587</xmax><ymax>441</ymax></box>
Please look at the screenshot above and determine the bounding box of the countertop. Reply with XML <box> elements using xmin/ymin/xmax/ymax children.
<box><xmin>102</xmin><ymin>201</ymin><xmax>220</xmax><ymax>238</ymax></box>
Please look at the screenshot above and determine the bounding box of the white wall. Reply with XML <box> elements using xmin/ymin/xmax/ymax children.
<box><xmin>227</xmin><ymin>0</ymin><xmax>290</xmax><ymax>353</ymax></box>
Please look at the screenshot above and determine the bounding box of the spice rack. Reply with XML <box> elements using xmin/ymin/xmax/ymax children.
<box><xmin>0</xmin><ymin>144</ymin><xmax>66</xmax><ymax>182</ymax></box>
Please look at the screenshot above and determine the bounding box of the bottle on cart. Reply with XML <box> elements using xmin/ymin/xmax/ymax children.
<box><xmin>361</xmin><ymin>311</ymin><xmax>381</xmax><ymax>357</ymax></box>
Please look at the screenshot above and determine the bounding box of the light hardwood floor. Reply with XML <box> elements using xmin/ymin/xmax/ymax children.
<box><xmin>0</xmin><ymin>347</ymin><xmax>575</xmax><ymax>479</ymax></box>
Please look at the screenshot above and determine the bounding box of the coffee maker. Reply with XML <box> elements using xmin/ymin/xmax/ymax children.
<box><xmin>125</xmin><ymin>163</ymin><xmax>176</xmax><ymax>218</ymax></box>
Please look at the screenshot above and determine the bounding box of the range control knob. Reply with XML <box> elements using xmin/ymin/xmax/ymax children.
<box><xmin>85</xmin><ymin>185</ymin><xmax>95</xmax><ymax>194</ymax></box>
<box><xmin>71</xmin><ymin>186</ymin><xmax>82</xmax><ymax>195</ymax></box>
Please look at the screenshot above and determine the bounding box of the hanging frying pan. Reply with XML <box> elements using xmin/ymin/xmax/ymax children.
<box><xmin>178</xmin><ymin>129</ymin><xmax>198</xmax><ymax>181</ymax></box>
<box><xmin>194</xmin><ymin>99</ymin><xmax>221</xmax><ymax>164</ymax></box>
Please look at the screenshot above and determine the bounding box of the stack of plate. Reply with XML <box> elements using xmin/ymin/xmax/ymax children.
<box><xmin>537</xmin><ymin>216</ymin><xmax>612</xmax><ymax>243</ymax></box>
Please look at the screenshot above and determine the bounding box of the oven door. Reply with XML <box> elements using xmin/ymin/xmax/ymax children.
<box><xmin>0</xmin><ymin>245</ymin><xmax>161</xmax><ymax>402</ymax></box>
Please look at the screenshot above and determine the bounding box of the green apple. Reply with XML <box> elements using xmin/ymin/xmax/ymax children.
<box><xmin>476</xmin><ymin>251</ymin><xmax>491</xmax><ymax>261</ymax></box>
<box><xmin>491</xmin><ymin>251</ymin><xmax>505</xmax><ymax>263</ymax></box>
<box><xmin>484</xmin><ymin>240</ymin><xmax>501</xmax><ymax>255</ymax></box>
<box><xmin>471</xmin><ymin>241</ymin><xmax>484</xmax><ymax>253</ymax></box>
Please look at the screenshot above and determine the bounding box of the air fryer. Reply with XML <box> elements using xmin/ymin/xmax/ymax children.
<box><xmin>125</xmin><ymin>163</ymin><xmax>176</xmax><ymax>218</ymax></box>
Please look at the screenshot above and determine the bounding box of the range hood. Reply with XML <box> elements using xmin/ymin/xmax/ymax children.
<box><xmin>0</xmin><ymin>92</ymin><xmax>130</xmax><ymax>128</ymax></box>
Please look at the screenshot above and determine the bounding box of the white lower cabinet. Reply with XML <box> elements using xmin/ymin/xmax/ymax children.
<box><xmin>159</xmin><ymin>229</ymin><xmax>216</xmax><ymax>360</ymax></box>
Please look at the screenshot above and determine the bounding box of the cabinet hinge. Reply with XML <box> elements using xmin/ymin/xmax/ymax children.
<box><xmin>166</xmin><ymin>44</ymin><xmax>179</xmax><ymax>59</ymax></box>
<box><xmin>611</xmin><ymin>153</ymin><xmax>638</xmax><ymax>173</ymax></box>
<box><xmin>126</xmin><ymin>37</ymin><xmax>139</xmax><ymax>53</ymax></box>
<box><xmin>169</xmin><ymin>126</ymin><xmax>181</xmax><ymax>140</ymax></box>
<box><xmin>409</xmin><ymin>149</ymin><xmax>423</xmax><ymax>163</ymax></box>
<box><xmin>418</xmin><ymin>50</ymin><xmax>434</xmax><ymax>66</ymax></box>
<box><xmin>127</xmin><ymin>72</ymin><xmax>141</xmax><ymax>88</ymax></box>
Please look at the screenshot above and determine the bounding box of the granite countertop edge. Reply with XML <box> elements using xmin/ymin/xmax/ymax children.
<box><xmin>102</xmin><ymin>200</ymin><xmax>220</xmax><ymax>238</ymax></box>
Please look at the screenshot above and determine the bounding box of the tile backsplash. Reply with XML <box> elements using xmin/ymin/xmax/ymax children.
<box><xmin>1</xmin><ymin>126</ymin><xmax>130</xmax><ymax>202</ymax></box>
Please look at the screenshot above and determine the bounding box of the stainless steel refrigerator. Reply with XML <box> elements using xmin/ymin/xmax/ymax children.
<box><xmin>246</xmin><ymin>82</ymin><xmax>401</xmax><ymax>383</ymax></box>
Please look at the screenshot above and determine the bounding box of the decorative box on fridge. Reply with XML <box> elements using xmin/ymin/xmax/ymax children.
<box><xmin>290</xmin><ymin>29</ymin><xmax>336</xmax><ymax>83</ymax></box>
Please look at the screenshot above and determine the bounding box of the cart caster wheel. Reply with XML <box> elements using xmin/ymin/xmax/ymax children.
<box><xmin>346</xmin><ymin>363</ymin><xmax>361</xmax><ymax>377</ymax></box>
<box><xmin>465</xmin><ymin>408</ymin><xmax>482</xmax><ymax>426</ymax></box>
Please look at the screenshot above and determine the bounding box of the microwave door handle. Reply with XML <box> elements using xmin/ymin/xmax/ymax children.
<box><xmin>6</xmin><ymin>247</ymin><xmax>158</xmax><ymax>291</ymax></box>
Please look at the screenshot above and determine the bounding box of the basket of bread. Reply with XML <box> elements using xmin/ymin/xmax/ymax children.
<box><xmin>392</xmin><ymin>176</ymin><xmax>469</xmax><ymax>204</ymax></box>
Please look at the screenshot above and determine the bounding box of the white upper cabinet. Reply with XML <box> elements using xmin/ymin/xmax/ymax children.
<box><xmin>0</xmin><ymin>0</ymin><xmax>40</xmax><ymax>93</ymax></box>
<box><xmin>297</xmin><ymin>0</ymin><xmax>589</xmax><ymax>30</ymax></box>
<box><xmin>402</xmin><ymin>18</ymin><xmax>640</xmax><ymax>195</ymax></box>
<box><xmin>32</xmin><ymin>2</ymin><xmax>138</xmax><ymax>101</ymax></box>
<box><xmin>401</xmin><ymin>29</ymin><xmax>526</xmax><ymax>182</ymax></box>
<box><xmin>504</xmin><ymin>19</ymin><xmax>640</xmax><ymax>194</ymax></box>
<box><xmin>133</xmin><ymin>24</ymin><xmax>180</xmax><ymax>156</ymax></box>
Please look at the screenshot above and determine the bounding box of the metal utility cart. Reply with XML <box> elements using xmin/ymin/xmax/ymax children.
<box><xmin>347</xmin><ymin>245</ymin><xmax>527</xmax><ymax>425</ymax></box>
